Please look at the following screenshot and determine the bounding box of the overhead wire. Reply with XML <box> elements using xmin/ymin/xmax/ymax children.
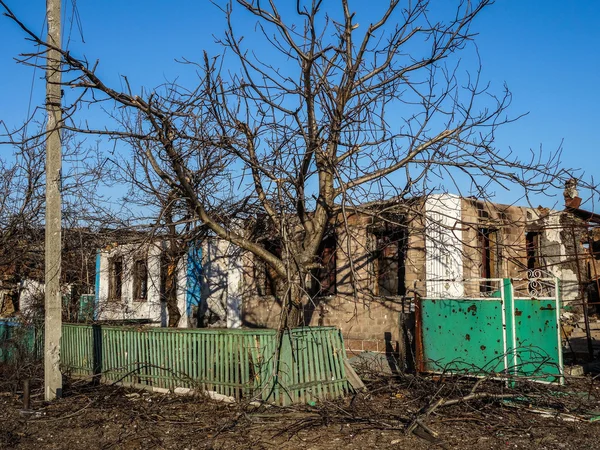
<box><xmin>23</xmin><ymin>15</ymin><xmax>47</xmax><ymax>140</ymax></box>
<box><xmin>64</xmin><ymin>0</ymin><xmax>85</xmax><ymax>51</ymax></box>
<box><xmin>24</xmin><ymin>0</ymin><xmax>85</xmax><ymax>138</ymax></box>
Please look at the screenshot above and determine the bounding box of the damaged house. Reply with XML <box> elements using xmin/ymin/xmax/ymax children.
<box><xmin>94</xmin><ymin>193</ymin><xmax>598</xmax><ymax>366</ymax></box>
<box><xmin>243</xmin><ymin>193</ymin><xmax>585</xmax><ymax>356</ymax></box>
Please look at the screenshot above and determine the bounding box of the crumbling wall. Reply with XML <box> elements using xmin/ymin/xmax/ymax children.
<box><xmin>241</xmin><ymin>208</ymin><xmax>420</xmax><ymax>357</ymax></box>
<box><xmin>555</xmin><ymin>212</ymin><xmax>588</xmax><ymax>309</ymax></box>
<box><xmin>241</xmin><ymin>196</ymin><xmax>591</xmax><ymax>358</ymax></box>
<box><xmin>460</xmin><ymin>198</ymin><xmax>530</xmax><ymax>291</ymax></box>
<box><xmin>530</xmin><ymin>212</ymin><xmax>580</xmax><ymax>306</ymax></box>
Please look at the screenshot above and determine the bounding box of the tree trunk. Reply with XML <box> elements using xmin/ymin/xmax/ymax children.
<box><xmin>283</xmin><ymin>272</ymin><xmax>309</xmax><ymax>328</ymax></box>
<box><xmin>164</xmin><ymin>195</ymin><xmax>183</xmax><ymax>327</ymax></box>
<box><xmin>285</xmin><ymin>297</ymin><xmax>304</xmax><ymax>328</ymax></box>
<box><xmin>164</xmin><ymin>258</ymin><xmax>181</xmax><ymax>327</ymax></box>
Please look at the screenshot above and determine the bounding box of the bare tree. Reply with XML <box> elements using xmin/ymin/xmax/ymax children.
<box><xmin>0</xmin><ymin>0</ymin><xmax>589</xmax><ymax>327</ymax></box>
<box><xmin>0</xmin><ymin>120</ymin><xmax>112</xmax><ymax>318</ymax></box>
<box><xmin>106</xmin><ymin>119</ymin><xmax>221</xmax><ymax>326</ymax></box>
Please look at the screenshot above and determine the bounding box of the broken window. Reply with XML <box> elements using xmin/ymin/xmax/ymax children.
<box><xmin>133</xmin><ymin>258</ymin><xmax>148</xmax><ymax>302</ymax></box>
<box><xmin>313</xmin><ymin>234</ymin><xmax>337</xmax><ymax>297</ymax></box>
<box><xmin>108</xmin><ymin>256</ymin><xmax>123</xmax><ymax>301</ymax></box>
<box><xmin>526</xmin><ymin>231</ymin><xmax>541</xmax><ymax>271</ymax></box>
<box><xmin>0</xmin><ymin>290</ymin><xmax>18</xmax><ymax>315</ymax></box>
<box><xmin>479</xmin><ymin>228</ymin><xmax>499</xmax><ymax>292</ymax></box>
<box><xmin>371</xmin><ymin>225</ymin><xmax>407</xmax><ymax>297</ymax></box>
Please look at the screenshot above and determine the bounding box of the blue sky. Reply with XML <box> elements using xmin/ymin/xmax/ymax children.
<box><xmin>0</xmin><ymin>0</ymin><xmax>598</xmax><ymax>210</ymax></box>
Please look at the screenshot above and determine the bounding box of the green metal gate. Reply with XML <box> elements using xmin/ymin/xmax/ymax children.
<box><xmin>418</xmin><ymin>273</ymin><xmax>563</xmax><ymax>383</ymax></box>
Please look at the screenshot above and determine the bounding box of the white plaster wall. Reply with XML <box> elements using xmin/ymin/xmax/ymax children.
<box><xmin>201</xmin><ymin>239</ymin><xmax>242</xmax><ymax>328</ymax></box>
<box><xmin>425</xmin><ymin>194</ymin><xmax>464</xmax><ymax>298</ymax></box>
<box><xmin>18</xmin><ymin>279</ymin><xmax>44</xmax><ymax>317</ymax></box>
<box><xmin>201</xmin><ymin>239</ymin><xmax>228</xmax><ymax>326</ymax></box>
<box><xmin>227</xmin><ymin>245</ymin><xmax>243</xmax><ymax>329</ymax></box>
<box><xmin>539</xmin><ymin>213</ymin><xmax>579</xmax><ymax>304</ymax></box>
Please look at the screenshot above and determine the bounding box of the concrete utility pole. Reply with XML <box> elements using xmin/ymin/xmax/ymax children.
<box><xmin>45</xmin><ymin>0</ymin><xmax>63</xmax><ymax>401</ymax></box>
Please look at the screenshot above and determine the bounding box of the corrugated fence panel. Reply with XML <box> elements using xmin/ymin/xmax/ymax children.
<box><xmin>277</xmin><ymin>327</ymin><xmax>351</xmax><ymax>406</ymax></box>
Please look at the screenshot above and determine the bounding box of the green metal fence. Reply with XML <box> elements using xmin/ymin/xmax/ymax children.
<box><xmin>61</xmin><ymin>324</ymin><xmax>351</xmax><ymax>405</ymax></box>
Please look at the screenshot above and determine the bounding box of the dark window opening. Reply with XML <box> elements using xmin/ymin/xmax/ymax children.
<box><xmin>526</xmin><ymin>231</ymin><xmax>541</xmax><ymax>271</ymax></box>
<box><xmin>133</xmin><ymin>259</ymin><xmax>148</xmax><ymax>302</ymax></box>
<box><xmin>372</xmin><ymin>226</ymin><xmax>407</xmax><ymax>297</ymax></box>
<box><xmin>108</xmin><ymin>256</ymin><xmax>123</xmax><ymax>301</ymax></box>
<box><xmin>12</xmin><ymin>292</ymin><xmax>19</xmax><ymax>313</ymax></box>
<box><xmin>314</xmin><ymin>234</ymin><xmax>337</xmax><ymax>297</ymax></box>
<box><xmin>592</xmin><ymin>238</ymin><xmax>600</xmax><ymax>257</ymax></box>
<box><xmin>479</xmin><ymin>228</ymin><xmax>499</xmax><ymax>292</ymax></box>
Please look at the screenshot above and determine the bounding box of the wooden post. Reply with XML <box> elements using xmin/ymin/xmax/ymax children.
<box><xmin>44</xmin><ymin>0</ymin><xmax>63</xmax><ymax>401</ymax></box>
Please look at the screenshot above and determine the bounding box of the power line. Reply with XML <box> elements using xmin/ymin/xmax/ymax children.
<box><xmin>23</xmin><ymin>15</ymin><xmax>47</xmax><ymax>139</ymax></box>
<box><xmin>64</xmin><ymin>0</ymin><xmax>85</xmax><ymax>52</ymax></box>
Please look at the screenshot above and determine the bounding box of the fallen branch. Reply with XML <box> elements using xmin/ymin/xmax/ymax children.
<box><xmin>406</xmin><ymin>391</ymin><xmax>525</xmax><ymax>441</ymax></box>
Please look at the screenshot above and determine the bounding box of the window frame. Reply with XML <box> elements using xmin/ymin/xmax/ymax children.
<box><xmin>370</xmin><ymin>225</ymin><xmax>407</xmax><ymax>297</ymax></box>
<box><xmin>479</xmin><ymin>228</ymin><xmax>500</xmax><ymax>293</ymax></box>
<box><xmin>525</xmin><ymin>231</ymin><xmax>542</xmax><ymax>271</ymax></box>
<box><xmin>108</xmin><ymin>255</ymin><xmax>124</xmax><ymax>302</ymax></box>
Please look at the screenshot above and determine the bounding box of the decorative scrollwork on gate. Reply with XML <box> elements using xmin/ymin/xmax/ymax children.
<box><xmin>523</xmin><ymin>269</ymin><xmax>556</xmax><ymax>299</ymax></box>
<box><xmin>527</xmin><ymin>269</ymin><xmax>544</xmax><ymax>279</ymax></box>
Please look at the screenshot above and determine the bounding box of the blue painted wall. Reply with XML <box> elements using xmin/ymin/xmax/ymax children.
<box><xmin>186</xmin><ymin>242</ymin><xmax>202</xmax><ymax>319</ymax></box>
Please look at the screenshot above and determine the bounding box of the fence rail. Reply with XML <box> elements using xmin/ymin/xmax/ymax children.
<box><xmin>60</xmin><ymin>324</ymin><xmax>351</xmax><ymax>406</ymax></box>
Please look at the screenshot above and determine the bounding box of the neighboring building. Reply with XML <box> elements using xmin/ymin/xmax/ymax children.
<box><xmin>0</xmin><ymin>227</ymin><xmax>99</xmax><ymax>321</ymax></box>
<box><xmin>95</xmin><ymin>238</ymin><xmax>243</xmax><ymax>328</ymax></box>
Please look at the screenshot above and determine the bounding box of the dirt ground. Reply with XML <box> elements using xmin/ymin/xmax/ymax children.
<box><xmin>1</xmin><ymin>367</ymin><xmax>600</xmax><ymax>450</ymax></box>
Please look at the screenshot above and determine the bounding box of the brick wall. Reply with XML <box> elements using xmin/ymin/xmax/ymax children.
<box><xmin>242</xmin><ymin>209</ymin><xmax>419</xmax><ymax>354</ymax></box>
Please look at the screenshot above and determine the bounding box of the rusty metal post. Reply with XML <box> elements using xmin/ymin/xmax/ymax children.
<box><xmin>413</xmin><ymin>288</ymin><xmax>424</xmax><ymax>373</ymax></box>
<box><xmin>22</xmin><ymin>379</ymin><xmax>30</xmax><ymax>410</ymax></box>
<box><xmin>588</xmin><ymin>231</ymin><xmax>600</xmax><ymax>307</ymax></box>
<box><xmin>571</xmin><ymin>227</ymin><xmax>594</xmax><ymax>360</ymax></box>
